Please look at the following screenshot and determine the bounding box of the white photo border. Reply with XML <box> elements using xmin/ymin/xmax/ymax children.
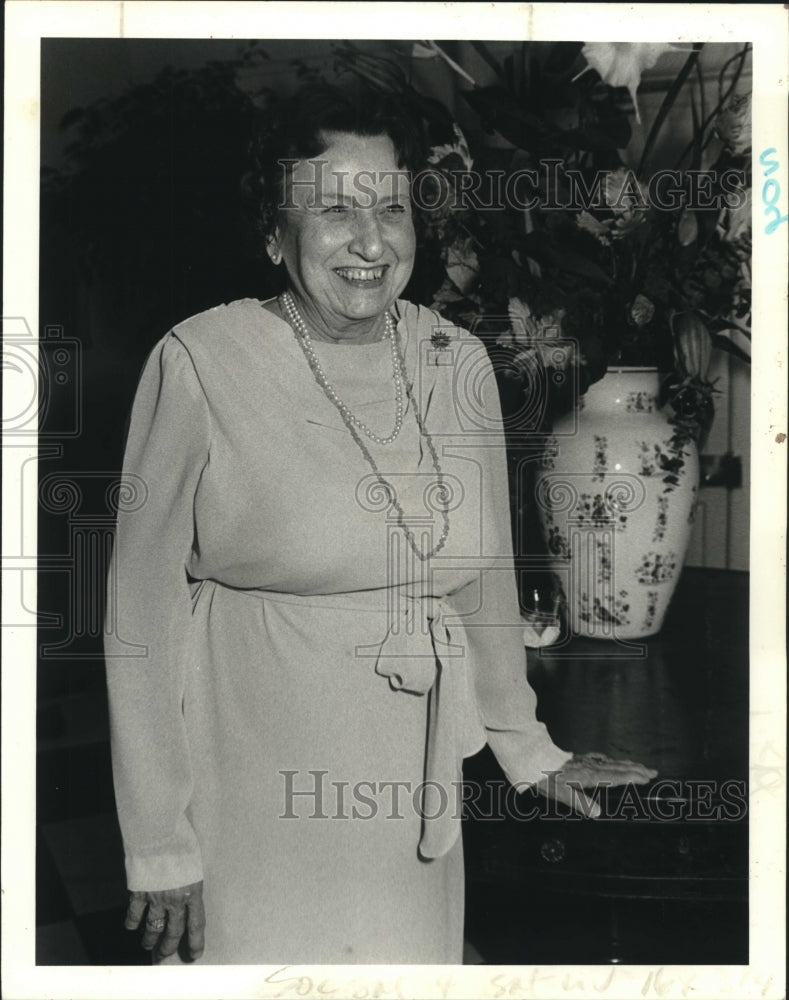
<box><xmin>3</xmin><ymin>3</ymin><xmax>786</xmax><ymax>998</ymax></box>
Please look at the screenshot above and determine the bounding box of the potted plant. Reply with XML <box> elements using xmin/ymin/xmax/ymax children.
<box><xmin>337</xmin><ymin>40</ymin><xmax>752</xmax><ymax>638</ymax></box>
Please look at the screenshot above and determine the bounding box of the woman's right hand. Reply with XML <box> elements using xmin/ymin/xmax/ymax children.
<box><xmin>125</xmin><ymin>880</ymin><xmax>205</xmax><ymax>961</ymax></box>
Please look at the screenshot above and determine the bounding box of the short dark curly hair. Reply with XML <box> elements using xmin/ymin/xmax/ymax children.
<box><xmin>242</xmin><ymin>82</ymin><xmax>425</xmax><ymax>252</ymax></box>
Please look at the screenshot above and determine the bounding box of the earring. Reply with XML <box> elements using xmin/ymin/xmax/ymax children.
<box><xmin>268</xmin><ymin>245</ymin><xmax>282</xmax><ymax>265</ymax></box>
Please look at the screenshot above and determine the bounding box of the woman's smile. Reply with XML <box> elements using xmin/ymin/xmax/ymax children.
<box><xmin>333</xmin><ymin>264</ymin><xmax>389</xmax><ymax>286</ymax></box>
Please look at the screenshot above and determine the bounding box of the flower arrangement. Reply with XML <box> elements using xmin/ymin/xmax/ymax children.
<box><xmin>337</xmin><ymin>40</ymin><xmax>752</xmax><ymax>443</ymax></box>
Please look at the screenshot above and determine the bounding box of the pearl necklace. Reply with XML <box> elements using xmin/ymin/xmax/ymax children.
<box><xmin>281</xmin><ymin>291</ymin><xmax>403</xmax><ymax>445</ymax></box>
<box><xmin>279</xmin><ymin>292</ymin><xmax>450</xmax><ymax>562</ymax></box>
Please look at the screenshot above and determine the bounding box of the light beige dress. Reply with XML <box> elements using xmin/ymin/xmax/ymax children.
<box><xmin>104</xmin><ymin>298</ymin><xmax>569</xmax><ymax>964</ymax></box>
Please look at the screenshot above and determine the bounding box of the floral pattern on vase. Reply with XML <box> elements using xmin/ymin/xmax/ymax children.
<box><xmin>592</xmin><ymin>435</ymin><xmax>608</xmax><ymax>481</ymax></box>
<box><xmin>626</xmin><ymin>391</ymin><xmax>656</xmax><ymax>413</ymax></box>
<box><xmin>642</xmin><ymin>590</ymin><xmax>660</xmax><ymax>632</ymax></box>
<box><xmin>596</xmin><ymin>538</ymin><xmax>612</xmax><ymax>585</ymax></box>
<box><xmin>637</xmin><ymin>436</ymin><xmax>692</xmax><ymax>494</ymax></box>
<box><xmin>688</xmin><ymin>483</ymin><xmax>699</xmax><ymax>524</ymax></box>
<box><xmin>572</xmin><ymin>492</ymin><xmax>629</xmax><ymax>531</ymax></box>
<box><xmin>545</xmin><ymin>524</ymin><xmax>570</xmax><ymax>560</ymax></box>
<box><xmin>635</xmin><ymin>551</ymin><xmax>677</xmax><ymax>585</ymax></box>
<box><xmin>539</xmin><ymin>435</ymin><xmax>559</xmax><ymax>470</ymax></box>
<box><xmin>578</xmin><ymin>589</ymin><xmax>631</xmax><ymax>628</ymax></box>
<box><xmin>535</xmin><ymin>368</ymin><xmax>699</xmax><ymax>639</ymax></box>
<box><xmin>653</xmin><ymin>495</ymin><xmax>669</xmax><ymax>542</ymax></box>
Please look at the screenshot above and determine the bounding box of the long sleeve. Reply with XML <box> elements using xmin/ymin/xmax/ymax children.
<box><xmin>446</xmin><ymin>340</ymin><xmax>570</xmax><ymax>788</ymax></box>
<box><xmin>104</xmin><ymin>332</ymin><xmax>211</xmax><ymax>890</ymax></box>
<box><xmin>458</xmin><ymin>568</ymin><xmax>570</xmax><ymax>788</ymax></box>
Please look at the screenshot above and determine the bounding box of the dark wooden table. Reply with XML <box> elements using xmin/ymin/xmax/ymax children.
<box><xmin>462</xmin><ymin>568</ymin><xmax>749</xmax><ymax>965</ymax></box>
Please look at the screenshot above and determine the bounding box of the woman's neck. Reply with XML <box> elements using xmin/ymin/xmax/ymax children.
<box><xmin>279</xmin><ymin>290</ymin><xmax>388</xmax><ymax>345</ymax></box>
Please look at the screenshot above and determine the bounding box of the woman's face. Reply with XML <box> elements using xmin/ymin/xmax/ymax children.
<box><xmin>272</xmin><ymin>131</ymin><xmax>417</xmax><ymax>342</ymax></box>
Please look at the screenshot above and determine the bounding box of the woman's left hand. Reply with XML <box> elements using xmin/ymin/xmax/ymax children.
<box><xmin>535</xmin><ymin>752</ymin><xmax>658</xmax><ymax>818</ymax></box>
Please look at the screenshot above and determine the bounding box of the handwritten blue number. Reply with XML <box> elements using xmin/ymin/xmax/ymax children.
<box><xmin>760</xmin><ymin>148</ymin><xmax>787</xmax><ymax>234</ymax></box>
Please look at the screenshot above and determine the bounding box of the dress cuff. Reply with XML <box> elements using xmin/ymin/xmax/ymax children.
<box><xmin>486</xmin><ymin>724</ymin><xmax>571</xmax><ymax>791</ymax></box>
<box><xmin>123</xmin><ymin>820</ymin><xmax>203</xmax><ymax>891</ymax></box>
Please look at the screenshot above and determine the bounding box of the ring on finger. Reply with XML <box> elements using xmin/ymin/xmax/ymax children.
<box><xmin>146</xmin><ymin>917</ymin><xmax>166</xmax><ymax>932</ymax></box>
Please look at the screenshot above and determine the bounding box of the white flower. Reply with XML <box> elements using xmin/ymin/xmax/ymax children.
<box><xmin>507</xmin><ymin>296</ymin><xmax>540</xmax><ymax>342</ymax></box>
<box><xmin>505</xmin><ymin>297</ymin><xmax>568</xmax><ymax>367</ymax></box>
<box><xmin>715</xmin><ymin>93</ymin><xmax>751</xmax><ymax>155</ymax></box>
<box><xmin>577</xmin><ymin>210</ymin><xmax>612</xmax><ymax>245</ymax></box>
<box><xmin>630</xmin><ymin>294</ymin><xmax>655</xmax><ymax>327</ymax></box>
<box><xmin>604</xmin><ymin>168</ymin><xmax>649</xmax><ymax>237</ymax></box>
<box><xmin>605</xmin><ymin>168</ymin><xmax>649</xmax><ymax>213</ymax></box>
<box><xmin>427</xmin><ymin>123</ymin><xmax>473</xmax><ymax>172</ymax></box>
<box><xmin>574</xmin><ymin>42</ymin><xmax>679</xmax><ymax>124</ymax></box>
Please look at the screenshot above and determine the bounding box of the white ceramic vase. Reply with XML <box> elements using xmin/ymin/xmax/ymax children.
<box><xmin>534</xmin><ymin>368</ymin><xmax>699</xmax><ymax>640</ymax></box>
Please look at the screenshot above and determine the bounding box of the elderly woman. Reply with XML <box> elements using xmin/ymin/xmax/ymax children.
<box><xmin>104</xmin><ymin>84</ymin><xmax>655</xmax><ymax>965</ymax></box>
